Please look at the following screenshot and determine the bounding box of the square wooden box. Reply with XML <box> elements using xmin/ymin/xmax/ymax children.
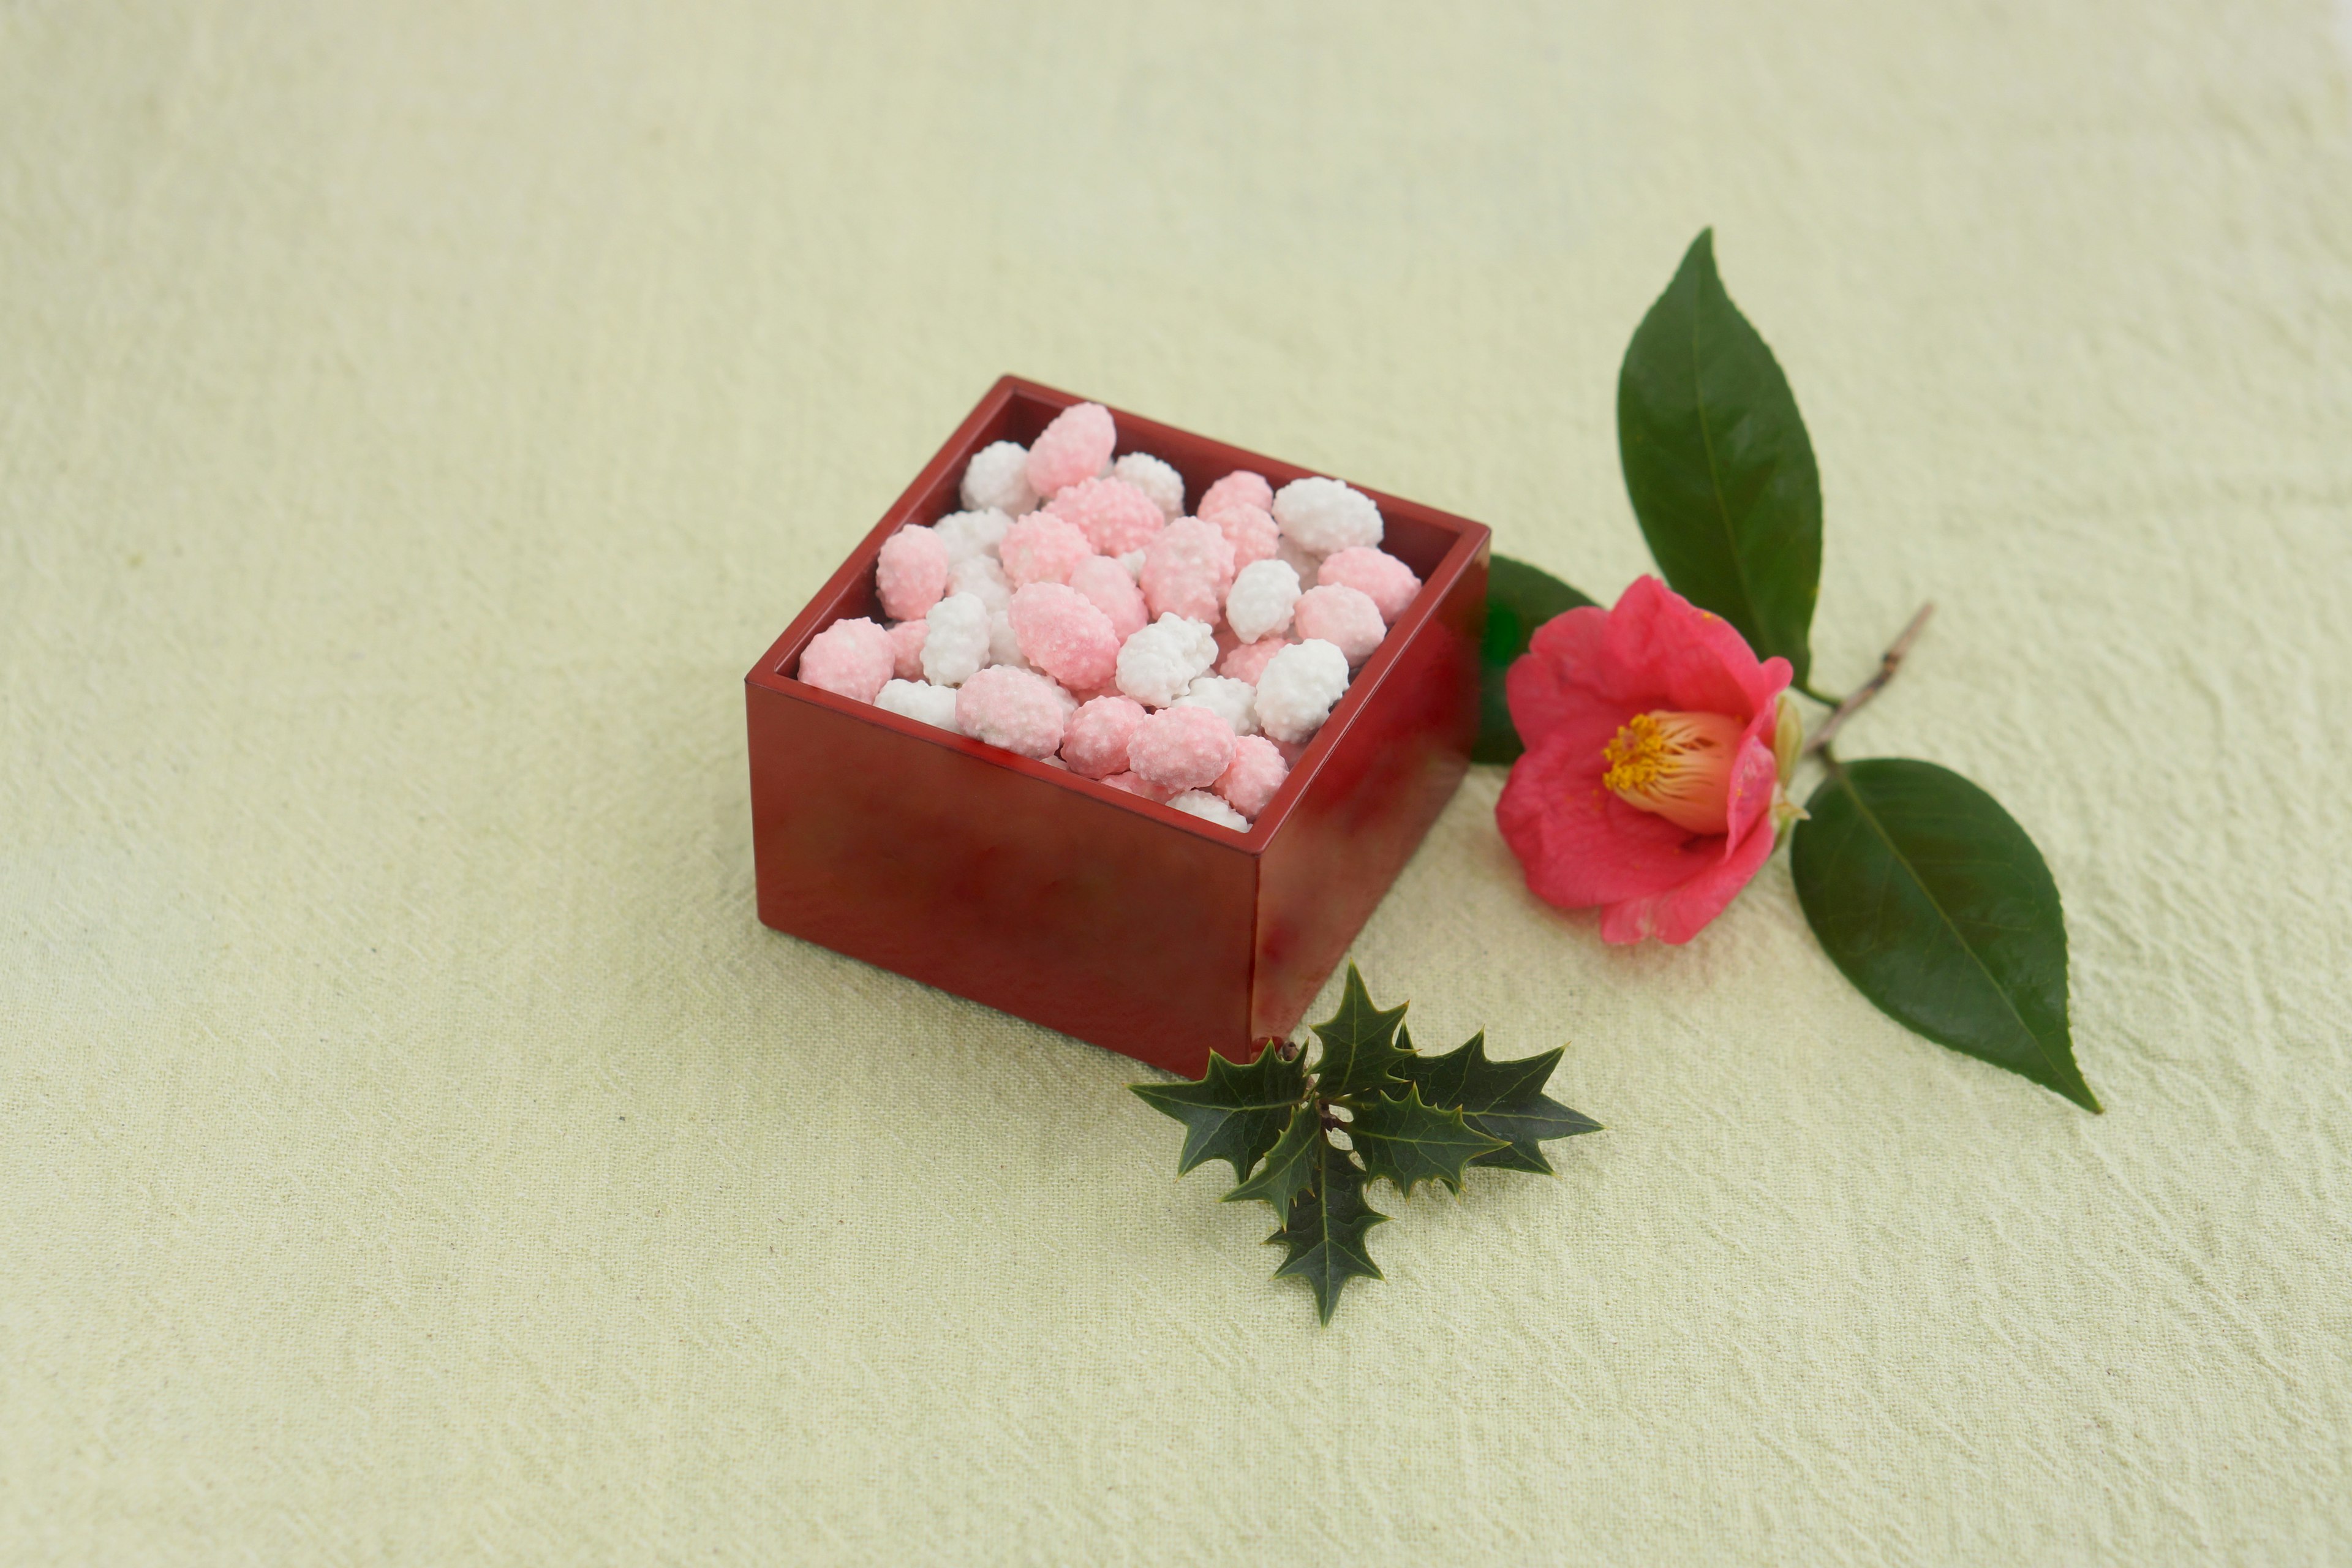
<box><xmin>745</xmin><ymin>376</ymin><xmax>1490</xmax><ymax>1078</ymax></box>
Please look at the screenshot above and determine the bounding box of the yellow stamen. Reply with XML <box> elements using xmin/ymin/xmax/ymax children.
<box><xmin>1600</xmin><ymin>709</ymin><xmax>1745</xmax><ymax>835</ymax></box>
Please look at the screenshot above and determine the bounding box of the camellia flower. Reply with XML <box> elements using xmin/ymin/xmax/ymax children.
<box><xmin>1496</xmin><ymin>575</ymin><xmax>1804</xmax><ymax>944</ymax></box>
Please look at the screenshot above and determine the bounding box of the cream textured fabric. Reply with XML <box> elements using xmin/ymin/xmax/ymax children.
<box><xmin>5</xmin><ymin>3</ymin><xmax>2350</xmax><ymax>1563</ymax></box>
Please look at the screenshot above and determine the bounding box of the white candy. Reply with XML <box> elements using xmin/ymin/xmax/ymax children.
<box><xmin>1224</xmin><ymin>558</ymin><xmax>1302</xmax><ymax>645</ymax></box>
<box><xmin>1175</xmin><ymin>675</ymin><xmax>1259</xmax><ymax>737</ymax></box>
<box><xmin>987</xmin><ymin>608</ymin><xmax>1032</xmax><ymax>671</ymax></box>
<box><xmin>1273</xmin><ymin>477</ymin><xmax>1382</xmax><ymax>556</ymax></box>
<box><xmin>1254</xmin><ymin>638</ymin><xmax>1351</xmax><ymax>744</ymax></box>
<box><xmin>1115</xmin><ymin>613</ymin><xmax>1219</xmax><ymax>708</ymax></box>
<box><xmin>933</xmin><ymin>508</ymin><xmax>1012</xmax><ymax>567</ymax></box>
<box><xmin>1116</xmin><ymin>549</ymin><xmax>1147</xmax><ymax>581</ymax></box>
<box><xmin>961</xmin><ymin>441</ymin><xmax>1039</xmax><ymax>516</ymax></box>
<box><xmin>921</xmin><ymin>592</ymin><xmax>992</xmax><ymax>687</ymax></box>
<box><xmin>1112</xmin><ymin>453</ymin><xmax>1185</xmax><ymax>520</ymax></box>
<box><xmin>948</xmin><ymin>554</ymin><xmax>1012</xmax><ymax>615</ymax></box>
<box><xmin>875</xmin><ymin>678</ymin><xmax>963</xmax><ymax>733</ymax></box>
<box><xmin>1167</xmin><ymin>790</ymin><xmax>1249</xmax><ymax>830</ymax></box>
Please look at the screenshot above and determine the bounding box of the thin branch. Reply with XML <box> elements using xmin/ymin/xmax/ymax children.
<box><xmin>1803</xmin><ymin>603</ymin><xmax>1935</xmax><ymax>756</ymax></box>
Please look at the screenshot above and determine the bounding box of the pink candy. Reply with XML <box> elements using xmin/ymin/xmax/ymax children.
<box><xmin>876</xmin><ymin>525</ymin><xmax>951</xmax><ymax>620</ymax></box>
<box><xmin>1219</xmin><ymin>636</ymin><xmax>1291</xmax><ymax>685</ymax></box>
<box><xmin>998</xmin><ymin>512</ymin><xmax>1095</xmax><ymax>588</ymax></box>
<box><xmin>953</xmin><ymin>666</ymin><xmax>1068</xmax><ymax>760</ymax></box>
<box><xmin>888</xmin><ymin>619</ymin><xmax>929</xmax><ymax>681</ymax></box>
<box><xmin>1139</xmin><ymin>518</ymin><xmax>1237</xmax><ymax>625</ymax></box>
<box><xmin>1292</xmin><ymin>584</ymin><xmax>1386</xmax><ymax>667</ymax></box>
<box><xmin>1216</xmin><ymin>734</ymin><xmax>1289</xmax><ymax>818</ymax></box>
<box><xmin>1318</xmin><ymin>546</ymin><xmax>1422</xmax><ymax>624</ymax></box>
<box><xmin>1102</xmin><ymin>771</ymin><xmax>1172</xmax><ymax>804</ymax></box>
<box><xmin>1026</xmin><ymin>402</ymin><xmax>1117</xmax><ymax>497</ymax></box>
<box><xmin>799</xmin><ymin>617</ymin><xmax>896</xmax><ymax>703</ymax></box>
<box><xmin>1126</xmin><ymin>704</ymin><xmax>1238</xmax><ymax>792</ymax></box>
<box><xmin>1068</xmin><ymin>554</ymin><xmax>1147</xmax><ymax>641</ymax></box>
<box><xmin>1208</xmin><ymin>502</ymin><xmax>1280</xmax><ymax>572</ymax></box>
<box><xmin>1198</xmin><ymin>470</ymin><xmax>1273</xmax><ymax>521</ymax></box>
<box><xmin>1060</xmin><ymin>695</ymin><xmax>1147</xmax><ymax>778</ymax></box>
<box><xmin>1009</xmin><ymin>582</ymin><xmax>1120</xmax><ymax>692</ymax></box>
<box><xmin>1048</xmin><ymin>477</ymin><xmax>1166</xmax><ymax>557</ymax></box>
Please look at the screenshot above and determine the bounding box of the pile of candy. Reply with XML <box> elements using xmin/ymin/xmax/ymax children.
<box><xmin>796</xmin><ymin>402</ymin><xmax>1422</xmax><ymax>831</ymax></box>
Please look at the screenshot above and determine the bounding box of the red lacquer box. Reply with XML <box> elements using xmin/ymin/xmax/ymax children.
<box><xmin>745</xmin><ymin>376</ymin><xmax>1490</xmax><ymax>1078</ymax></box>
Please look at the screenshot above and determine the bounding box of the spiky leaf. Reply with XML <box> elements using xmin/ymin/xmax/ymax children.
<box><xmin>1347</xmin><ymin>1084</ymin><xmax>1508</xmax><ymax>1198</ymax></box>
<box><xmin>1267</xmin><ymin>1135</ymin><xmax>1387</xmax><ymax>1324</ymax></box>
<box><xmin>1224</xmin><ymin>1103</ymin><xmax>1324</xmax><ymax>1214</ymax></box>
<box><xmin>1310</xmin><ymin>965</ymin><xmax>1412</xmax><ymax>1100</ymax></box>
<box><xmin>1130</xmin><ymin>1044</ymin><xmax>1307</xmax><ymax>1183</ymax></box>
<box><xmin>1398</xmin><ymin>1030</ymin><xmax>1602</xmax><ymax>1174</ymax></box>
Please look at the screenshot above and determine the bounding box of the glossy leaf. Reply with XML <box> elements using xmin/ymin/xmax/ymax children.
<box><xmin>1224</xmin><ymin>1104</ymin><xmax>1323</xmax><ymax>1215</ymax></box>
<box><xmin>1618</xmin><ymin>229</ymin><xmax>1822</xmax><ymax>686</ymax></box>
<box><xmin>1475</xmin><ymin>556</ymin><xmax>1598</xmax><ymax>764</ymax></box>
<box><xmin>1792</xmin><ymin>758</ymin><xmax>2098</xmax><ymax>1112</ymax></box>
<box><xmin>1347</xmin><ymin>1084</ymin><xmax>1507</xmax><ymax>1198</ymax></box>
<box><xmin>1267</xmin><ymin>1133</ymin><xmax>1387</xmax><ymax>1325</ymax></box>
<box><xmin>1310</xmin><ymin>965</ymin><xmax>1412</xmax><ymax>1100</ymax></box>
<box><xmin>1130</xmin><ymin>1044</ymin><xmax>1307</xmax><ymax>1182</ymax></box>
<box><xmin>1398</xmin><ymin>1030</ymin><xmax>1602</xmax><ymax>1174</ymax></box>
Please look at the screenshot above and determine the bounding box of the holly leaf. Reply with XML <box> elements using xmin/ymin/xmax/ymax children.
<box><xmin>1398</xmin><ymin>1030</ymin><xmax>1602</xmax><ymax>1174</ymax></box>
<box><xmin>1476</xmin><ymin>556</ymin><xmax>1598</xmax><ymax>764</ymax></box>
<box><xmin>1129</xmin><ymin>1044</ymin><xmax>1307</xmax><ymax>1183</ymax></box>
<box><xmin>1310</xmin><ymin>965</ymin><xmax>1412</xmax><ymax>1101</ymax></box>
<box><xmin>1224</xmin><ymin>1103</ymin><xmax>1324</xmax><ymax>1215</ymax></box>
<box><xmin>1267</xmin><ymin>1134</ymin><xmax>1388</xmax><ymax>1324</ymax></box>
<box><xmin>1346</xmin><ymin>1084</ymin><xmax>1508</xmax><ymax>1198</ymax></box>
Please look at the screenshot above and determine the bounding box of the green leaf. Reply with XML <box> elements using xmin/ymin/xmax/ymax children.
<box><xmin>1267</xmin><ymin>1133</ymin><xmax>1387</xmax><ymax>1324</ymax></box>
<box><xmin>1129</xmin><ymin>1044</ymin><xmax>1308</xmax><ymax>1182</ymax></box>
<box><xmin>1617</xmin><ymin>228</ymin><xmax>1822</xmax><ymax>687</ymax></box>
<box><xmin>1309</xmin><ymin>965</ymin><xmax>1412</xmax><ymax>1100</ymax></box>
<box><xmin>1346</xmin><ymin>1084</ymin><xmax>1507</xmax><ymax>1198</ymax></box>
<box><xmin>1791</xmin><ymin>758</ymin><xmax>2098</xmax><ymax>1112</ymax></box>
<box><xmin>1224</xmin><ymin>1103</ymin><xmax>1324</xmax><ymax>1214</ymax></box>
<box><xmin>1398</xmin><ymin>1030</ymin><xmax>1602</xmax><ymax>1174</ymax></box>
<box><xmin>1475</xmin><ymin>556</ymin><xmax>1598</xmax><ymax>764</ymax></box>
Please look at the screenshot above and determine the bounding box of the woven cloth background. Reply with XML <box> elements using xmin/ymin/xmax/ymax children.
<box><xmin>5</xmin><ymin>2</ymin><xmax>2350</xmax><ymax>1562</ymax></box>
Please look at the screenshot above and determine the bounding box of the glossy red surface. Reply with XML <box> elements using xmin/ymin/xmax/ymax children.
<box><xmin>745</xmin><ymin>377</ymin><xmax>1490</xmax><ymax>1078</ymax></box>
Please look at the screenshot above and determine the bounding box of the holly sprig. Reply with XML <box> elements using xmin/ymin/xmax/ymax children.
<box><xmin>1132</xmin><ymin>967</ymin><xmax>1600</xmax><ymax>1323</ymax></box>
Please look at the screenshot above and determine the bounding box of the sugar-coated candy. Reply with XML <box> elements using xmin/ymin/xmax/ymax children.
<box><xmin>1198</xmin><ymin>470</ymin><xmax>1273</xmax><ymax>521</ymax></box>
<box><xmin>1175</xmin><ymin>674</ymin><xmax>1259</xmax><ymax>737</ymax></box>
<box><xmin>876</xmin><ymin>524</ymin><xmax>950</xmax><ymax>620</ymax></box>
<box><xmin>1224</xmin><ymin>557</ymin><xmax>1302</xmax><ymax>645</ymax></box>
<box><xmin>933</xmin><ymin>507</ymin><xmax>1012</xmax><ymax>567</ymax></box>
<box><xmin>1068</xmin><ymin>553</ymin><xmax>1148</xmax><ymax>641</ymax></box>
<box><xmin>1167</xmin><ymin>790</ymin><xmax>1249</xmax><ymax>830</ymax></box>
<box><xmin>1059</xmin><ymin>695</ymin><xmax>1146</xmax><ymax>778</ymax></box>
<box><xmin>1254</xmin><ymin>638</ymin><xmax>1350</xmax><ymax>744</ymax></box>
<box><xmin>948</xmin><ymin>553</ymin><xmax>1011</xmax><ymax>614</ymax></box>
<box><xmin>1209</xmin><ymin>502</ymin><xmax>1280</xmax><ymax>572</ymax></box>
<box><xmin>1026</xmin><ymin>402</ymin><xmax>1117</xmax><ymax>497</ymax></box>
<box><xmin>922</xmin><ymin>592</ymin><xmax>992</xmax><ymax>686</ymax></box>
<box><xmin>875</xmin><ymin>677</ymin><xmax>962</xmax><ymax>734</ymax></box>
<box><xmin>1102</xmin><ymin>771</ymin><xmax>1172</xmax><ymax>804</ymax></box>
<box><xmin>1115</xmin><ymin>613</ymin><xmax>1219</xmax><ymax>707</ymax></box>
<box><xmin>1274</xmin><ymin>533</ymin><xmax>1323</xmax><ymax>588</ymax></box>
<box><xmin>888</xmin><ymin>618</ymin><xmax>928</xmax><ymax>680</ymax></box>
<box><xmin>1317</xmin><ymin>546</ymin><xmax>1421</xmax><ymax>624</ymax></box>
<box><xmin>1140</xmin><ymin>518</ymin><xmax>1237</xmax><ymax>624</ymax></box>
<box><xmin>1216</xmin><ymin>735</ymin><xmax>1287</xmax><ymax>818</ymax></box>
<box><xmin>1292</xmin><ymin>584</ymin><xmax>1385</xmax><ymax>667</ymax></box>
<box><xmin>987</xmin><ymin>608</ymin><xmax>1031</xmax><ymax>671</ymax></box>
<box><xmin>1128</xmin><ymin>704</ymin><xmax>1238</xmax><ymax>792</ymax></box>
<box><xmin>1116</xmin><ymin>549</ymin><xmax>1146</xmax><ymax>579</ymax></box>
<box><xmin>1273</xmin><ymin>477</ymin><xmax>1382</xmax><ymax>556</ymax></box>
<box><xmin>998</xmin><ymin>512</ymin><xmax>1094</xmax><ymax>588</ymax></box>
<box><xmin>1009</xmin><ymin>582</ymin><xmax>1120</xmax><ymax>692</ymax></box>
<box><xmin>799</xmin><ymin>617</ymin><xmax>895</xmax><ymax>703</ymax></box>
<box><xmin>1219</xmin><ymin>636</ymin><xmax>1291</xmax><ymax>685</ymax></box>
<box><xmin>1047</xmin><ymin>477</ymin><xmax>1165</xmax><ymax>557</ymax></box>
<box><xmin>953</xmin><ymin>666</ymin><xmax>1068</xmax><ymax>760</ymax></box>
<box><xmin>962</xmin><ymin>440</ymin><xmax>1039</xmax><ymax>516</ymax></box>
<box><xmin>1111</xmin><ymin>452</ymin><xmax>1184</xmax><ymax>520</ymax></box>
